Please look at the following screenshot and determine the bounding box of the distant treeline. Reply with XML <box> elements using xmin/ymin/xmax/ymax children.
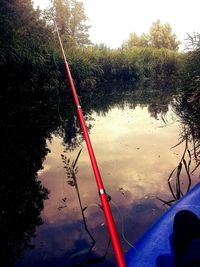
<box><xmin>1</xmin><ymin>0</ymin><xmax>200</xmax><ymax>96</ymax></box>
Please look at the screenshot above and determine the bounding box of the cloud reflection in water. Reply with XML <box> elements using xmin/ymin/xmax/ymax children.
<box><xmin>16</xmin><ymin>104</ymin><xmax>190</xmax><ymax>267</ymax></box>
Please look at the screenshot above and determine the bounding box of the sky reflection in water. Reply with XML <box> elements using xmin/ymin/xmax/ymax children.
<box><xmin>16</xmin><ymin>103</ymin><xmax>197</xmax><ymax>267</ymax></box>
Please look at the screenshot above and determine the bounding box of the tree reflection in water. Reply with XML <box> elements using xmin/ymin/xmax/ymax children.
<box><xmin>1</xmin><ymin>78</ymin><xmax>184</xmax><ymax>267</ymax></box>
<box><xmin>174</xmin><ymin>94</ymin><xmax>200</xmax><ymax>171</ymax></box>
<box><xmin>158</xmin><ymin>89</ymin><xmax>200</xmax><ymax>207</ymax></box>
<box><xmin>0</xmin><ymin>94</ymin><xmax>51</xmax><ymax>266</ymax></box>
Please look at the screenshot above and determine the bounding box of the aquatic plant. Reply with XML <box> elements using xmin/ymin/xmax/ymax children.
<box><xmin>60</xmin><ymin>150</ymin><xmax>111</xmax><ymax>266</ymax></box>
<box><xmin>158</xmin><ymin>132</ymin><xmax>192</xmax><ymax>207</ymax></box>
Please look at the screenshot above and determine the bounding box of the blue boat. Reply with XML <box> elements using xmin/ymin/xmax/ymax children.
<box><xmin>125</xmin><ymin>182</ymin><xmax>200</xmax><ymax>267</ymax></box>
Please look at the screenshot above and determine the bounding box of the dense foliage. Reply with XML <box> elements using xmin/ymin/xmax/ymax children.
<box><xmin>177</xmin><ymin>33</ymin><xmax>200</xmax><ymax>100</ymax></box>
<box><xmin>0</xmin><ymin>0</ymin><xmax>58</xmax><ymax>96</ymax></box>
<box><xmin>68</xmin><ymin>46</ymin><xmax>179</xmax><ymax>87</ymax></box>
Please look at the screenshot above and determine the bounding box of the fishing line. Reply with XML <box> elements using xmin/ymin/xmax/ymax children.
<box><xmin>111</xmin><ymin>200</ymin><xmax>137</xmax><ymax>250</ymax></box>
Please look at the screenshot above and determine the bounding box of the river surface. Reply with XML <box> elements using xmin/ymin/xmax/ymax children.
<box><xmin>2</xmin><ymin>81</ymin><xmax>199</xmax><ymax>267</ymax></box>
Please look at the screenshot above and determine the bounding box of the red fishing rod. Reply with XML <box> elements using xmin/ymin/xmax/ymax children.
<box><xmin>55</xmin><ymin>23</ymin><xmax>126</xmax><ymax>267</ymax></box>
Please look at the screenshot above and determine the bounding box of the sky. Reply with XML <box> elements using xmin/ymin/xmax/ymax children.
<box><xmin>34</xmin><ymin>0</ymin><xmax>200</xmax><ymax>49</ymax></box>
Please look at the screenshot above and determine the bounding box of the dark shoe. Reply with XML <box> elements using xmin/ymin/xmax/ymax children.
<box><xmin>173</xmin><ymin>210</ymin><xmax>200</xmax><ymax>266</ymax></box>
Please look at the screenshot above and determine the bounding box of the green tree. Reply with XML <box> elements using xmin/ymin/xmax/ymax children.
<box><xmin>53</xmin><ymin>0</ymin><xmax>70</xmax><ymax>35</ymax></box>
<box><xmin>70</xmin><ymin>0</ymin><xmax>91</xmax><ymax>46</ymax></box>
<box><xmin>125</xmin><ymin>32</ymin><xmax>141</xmax><ymax>48</ymax></box>
<box><xmin>149</xmin><ymin>20</ymin><xmax>180</xmax><ymax>50</ymax></box>
<box><xmin>123</xmin><ymin>32</ymin><xmax>149</xmax><ymax>48</ymax></box>
<box><xmin>140</xmin><ymin>33</ymin><xmax>149</xmax><ymax>47</ymax></box>
<box><xmin>0</xmin><ymin>0</ymin><xmax>58</xmax><ymax>96</ymax></box>
<box><xmin>123</xmin><ymin>20</ymin><xmax>180</xmax><ymax>51</ymax></box>
<box><xmin>0</xmin><ymin>0</ymin><xmax>52</xmax><ymax>60</ymax></box>
<box><xmin>45</xmin><ymin>0</ymin><xmax>91</xmax><ymax>47</ymax></box>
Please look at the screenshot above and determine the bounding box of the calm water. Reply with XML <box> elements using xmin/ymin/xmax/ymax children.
<box><xmin>2</xmin><ymin>81</ymin><xmax>199</xmax><ymax>267</ymax></box>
